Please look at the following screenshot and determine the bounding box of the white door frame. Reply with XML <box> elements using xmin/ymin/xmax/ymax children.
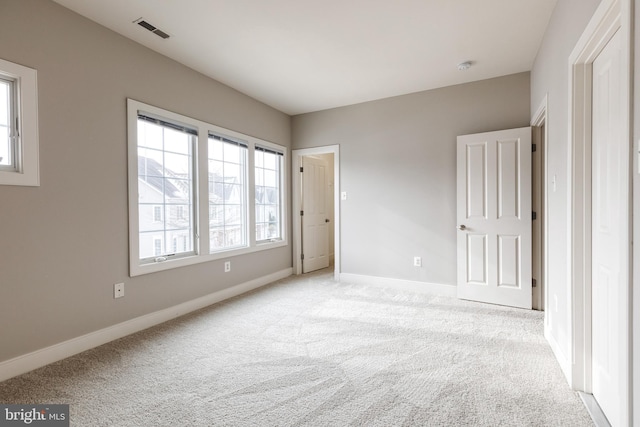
<box><xmin>531</xmin><ymin>95</ymin><xmax>549</xmax><ymax>314</ymax></box>
<box><xmin>568</xmin><ymin>0</ymin><xmax>631</xmax><ymax>419</ymax></box>
<box><xmin>292</xmin><ymin>145</ymin><xmax>340</xmax><ymax>280</ymax></box>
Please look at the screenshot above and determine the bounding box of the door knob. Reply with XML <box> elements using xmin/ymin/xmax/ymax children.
<box><xmin>325</xmin><ymin>219</ymin><xmax>330</xmax><ymax>223</ymax></box>
<box><xmin>457</xmin><ymin>224</ymin><xmax>467</xmax><ymax>230</ymax></box>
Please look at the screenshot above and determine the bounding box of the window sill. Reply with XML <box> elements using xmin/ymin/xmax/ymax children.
<box><xmin>130</xmin><ymin>238</ymin><xmax>288</xmax><ymax>277</ymax></box>
<box><xmin>0</xmin><ymin>168</ymin><xmax>40</xmax><ymax>186</ymax></box>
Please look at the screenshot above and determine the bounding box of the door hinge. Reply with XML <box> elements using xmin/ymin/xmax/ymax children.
<box><xmin>532</xmin><ymin>278</ymin><xmax>537</xmax><ymax>287</ymax></box>
<box><xmin>532</xmin><ymin>144</ymin><xmax>537</xmax><ymax>152</ymax></box>
<box><xmin>300</xmin><ymin>210</ymin><xmax>304</xmax><ymax>216</ymax></box>
<box><xmin>301</xmin><ymin>253</ymin><xmax>304</xmax><ymax>260</ymax></box>
<box><xmin>532</xmin><ymin>211</ymin><xmax>537</xmax><ymax>220</ymax></box>
<box><xmin>300</xmin><ymin>167</ymin><xmax>303</xmax><ymax>172</ymax></box>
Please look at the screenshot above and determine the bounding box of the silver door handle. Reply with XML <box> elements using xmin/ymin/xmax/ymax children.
<box><xmin>457</xmin><ymin>224</ymin><xmax>467</xmax><ymax>231</ymax></box>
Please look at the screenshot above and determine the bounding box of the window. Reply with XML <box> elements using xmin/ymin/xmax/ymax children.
<box><xmin>128</xmin><ymin>99</ymin><xmax>287</xmax><ymax>276</ymax></box>
<box><xmin>153</xmin><ymin>206</ymin><xmax>162</xmax><ymax>222</ymax></box>
<box><xmin>136</xmin><ymin>113</ymin><xmax>196</xmax><ymax>262</ymax></box>
<box><xmin>255</xmin><ymin>146</ymin><xmax>283</xmax><ymax>242</ymax></box>
<box><xmin>0</xmin><ymin>58</ymin><xmax>38</xmax><ymax>186</ymax></box>
<box><xmin>208</xmin><ymin>134</ymin><xmax>248</xmax><ymax>252</ymax></box>
<box><xmin>0</xmin><ymin>77</ymin><xmax>16</xmax><ymax>170</ymax></box>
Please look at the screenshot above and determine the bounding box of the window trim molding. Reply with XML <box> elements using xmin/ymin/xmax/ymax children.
<box><xmin>0</xmin><ymin>58</ymin><xmax>39</xmax><ymax>187</ymax></box>
<box><xmin>127</xmin><ymin>99</ymin><xmax>288</xmax><ymax>277</ymax></box>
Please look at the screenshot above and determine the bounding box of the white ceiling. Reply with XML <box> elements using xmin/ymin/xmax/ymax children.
<box><xmin>52</xmin><ymin>0</ymin><xmax>557</xmax><ymax>115</ymax></box>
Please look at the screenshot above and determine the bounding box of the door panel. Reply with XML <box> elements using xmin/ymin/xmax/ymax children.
<box><xmin>497</xmin><ymin>139</ymin><xmax>520</xmax><ymax>219</ymax></box>
<box><xmin>457</xmin><ymin>127</ymin><xmax>531</xmax><ymax>309</ymax></box>
<box><xmin>498</xmin><ymin>235</ymin><xmax>519</xmax><ymax>288</ymax></box>
<box><xmin>466</xmin><ymin>143</ymin><xmax>487</xmax><ymax>219</ymax></box>
<box><xmin>466</xmin><ymin>234</ymin><xmax>488</xmax><ymax>285</ymax></box>
<box><xmin>591</xmin><ymin>29</ymin><xmax>627</xmax><ymax>427</ymax></box>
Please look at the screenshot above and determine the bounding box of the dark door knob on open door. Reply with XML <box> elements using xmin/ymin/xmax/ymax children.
<box><xmin>457</xmin><ymin>224</ymin><xmax>467</xmax><ymax>231</ymax></box>
<box><xmin>325</xmin><ymin>219</ymin><xmax>330</xmax><ymax>223</ymax></box>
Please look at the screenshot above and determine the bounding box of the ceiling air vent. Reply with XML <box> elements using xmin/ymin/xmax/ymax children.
<box><xmin>133</xmin><ymin>18</ymin><xmax>170</xmax><ymax>39</ymax></box>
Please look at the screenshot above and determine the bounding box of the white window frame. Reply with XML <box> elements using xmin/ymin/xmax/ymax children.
<box><xmin>0</xmin><ymin>58</ymin><xmax>39</xmax><ymax>186</ymax></box>
<box><xmin>207</xmin><ymin>133</ymin><xmax>249</xmax><ymax>252</ymax></box>
<box><xmin>137</xmin><ymin>112</ymin><xmax>197</xmax><ymax>264</ymax></box>
<box><xmin>255</xmin><ymin>145</ymin><xmax>285</xmax><ymax>243</ymax></box>
<box><xmin>127</xmin><ymin>99</ymin><xmax>288</xmax><ymax>276</ymax></box>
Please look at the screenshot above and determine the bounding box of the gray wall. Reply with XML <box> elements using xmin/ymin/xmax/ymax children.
<box><xmin>292</xmin><ymin>73</ymin><xmax>530</xmax><ymax>287</ymax></box>
<box><xmin>529</xmin><ymin>0</ymin><xmax>601</xmax><ymax>371</ymax></box>
<box><xmin>0</xmin><ymin>0</ymin><xmax>291</xmax><ymax>363</ymax></box>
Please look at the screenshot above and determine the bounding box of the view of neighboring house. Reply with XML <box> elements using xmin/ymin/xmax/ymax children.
<box><xmin>138</xmin><ymin>155</ymin><xmax>192</xmax><ymax>259</ymax></box>
<box><xmin>137</xmin><ymin>147</ymin><xmax>281</xmax><ymax>259</ymax></box>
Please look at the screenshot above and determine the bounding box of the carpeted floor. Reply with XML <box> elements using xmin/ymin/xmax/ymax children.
<box><xmin>0</xmin><ymin>269</ymin><xmax>593</xmax><ymax>426</ymax></box>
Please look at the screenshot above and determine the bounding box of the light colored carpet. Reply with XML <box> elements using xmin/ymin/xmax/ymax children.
<box><xmin>0</xmin><ymin>269</ymin><xmax>592</xmax><ymax>426</ymax></box>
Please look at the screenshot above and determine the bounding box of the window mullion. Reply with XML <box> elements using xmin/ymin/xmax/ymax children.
<box><xmin>247</xmin><ymin>142</ymin><xmax>257</xmax><ymax>248</ymax></box>
<box><xmin>197</xmin><ymin>129</ymin><xmax>210</xmax><ymax>255</ymax></box>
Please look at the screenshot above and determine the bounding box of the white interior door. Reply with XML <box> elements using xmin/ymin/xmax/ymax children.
<box><xmin>591</xmin><ymin>29</ymin><xmax>628</xmax><ymax>427</ymax></box>
<box><xmin>456</xmin><ymin>127</ymin><xmax>532</xmax><ymax>309</ymax></box>
<box><xmin>302</xmin><ymin>156</ymin><xmax>330</xmax><ymax>273</ymax></box>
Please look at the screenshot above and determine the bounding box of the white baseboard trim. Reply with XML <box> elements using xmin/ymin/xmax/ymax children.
<box><xmin>339</xmin><ymin>273</ymin><xmax>456</xmax><ymax>297</ymax></box>
<box><xmin>545</xmin><ymin>325</ymin><xmax>572</xmax><ymax>385</ymax></box>
<box><xmin>0</xmin><ymin>268</ymin><xmax>292</xmax><ymax>383</ymax></box>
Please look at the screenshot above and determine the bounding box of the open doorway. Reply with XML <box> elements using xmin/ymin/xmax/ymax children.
<box><xmin>292</xmin><ymin>145</ymin><xmax>340</xmax><ymax>280</ymax></box>
<box><xmin>301</xmin><ymin>154</ymin><xmax>334</xmax><ymax>273</ymax></box>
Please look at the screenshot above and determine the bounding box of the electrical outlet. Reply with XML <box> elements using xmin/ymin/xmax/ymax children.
<box><xmin>224</xmin><ymin>261</ymin><xmax>231</xmax><ymax>273</ymax></box>
<box><xmin>114</xmin><ymin>283</ymin><xmax>124</xmax><ymax>299</ymax></box>
<box><xmin>413</xmin><ymin>256</ymin><xmax>422</xmax><ymax>267</ymax></box>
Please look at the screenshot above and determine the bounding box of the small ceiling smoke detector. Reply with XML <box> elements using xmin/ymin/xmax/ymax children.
<box><xmin>457</xmin><ymin>61</ymin><xmax>472</xmax><ymax>71</ymax></box>
<box><xmin>133</xmin><ymin>18</ymin><xmax>170</xmax><ymax>39</ymax></box>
